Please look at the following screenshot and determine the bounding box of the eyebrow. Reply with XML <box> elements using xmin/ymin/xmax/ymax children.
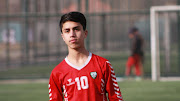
<box><xmin>63</xmin><ymin>25</ymin><xmax>81</xmax><ymax>31</ymax></box>
<box><xmin>73</xmin><ymin>26</ymin><xmax>80</xmax><ymax>30</ymax></box>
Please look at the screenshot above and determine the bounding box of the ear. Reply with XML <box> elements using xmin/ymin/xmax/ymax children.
<box><xmin>84</xmin><ymin>30</ymin><xmax>88</xmax><ymax>38</ymax></box>
<box><xmin>61</xmin><ymin>33</ymin><xmax>65</xmax><ymax>41</ymax></box>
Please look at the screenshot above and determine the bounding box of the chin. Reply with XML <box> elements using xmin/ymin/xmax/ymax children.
<box><xmin>69</xmin><ymin>45</ymin><xmax>81</xmax><ymax>50</ymax></box>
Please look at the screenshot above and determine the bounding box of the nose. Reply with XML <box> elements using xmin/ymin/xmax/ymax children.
<box><xmin>70</xmin><ymin>30</ymin><xmax>76</xmax><ymax>37</ymax></box>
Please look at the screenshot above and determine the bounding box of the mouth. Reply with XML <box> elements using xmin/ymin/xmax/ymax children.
<box><xmin>70</xmin><ymin>39</ymin><xmax>77</xmax><ymax>43</ymax></box>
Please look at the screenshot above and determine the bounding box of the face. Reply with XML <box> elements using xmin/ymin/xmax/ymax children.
<box><xmin>128</xmin><ymin>33</ymin><xmax>134</xmax><ymax>39</ymax></box>
<box><xmin>61</xmin><ymin>21</ymin><xmax>88</xmax><ymax>50</ymax></box>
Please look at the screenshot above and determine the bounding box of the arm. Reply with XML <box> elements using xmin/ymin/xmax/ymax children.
<box><xmin>105</xmin><ymin>61</ymin><xmax>124</xmax><ymax>101</ymax></box>
<box><xmin>131</xmin><ymin>37</ymin><xmax>137</xmax><ymax>56</ymax></box>
<box><xmin>49</xmin><ymin>72</ymin><xmax>63</xmax><ymax>101</ymax></box>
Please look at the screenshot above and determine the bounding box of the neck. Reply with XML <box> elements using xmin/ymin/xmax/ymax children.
<box><xmin>67</xmin><ymin>47</ymin><xmax>89</xmax><ymax>62</ymax></box>
<box><xmin>66</xmin><ymin>47</ymin><xmax>89</xmax><ymax>67</ymax></box>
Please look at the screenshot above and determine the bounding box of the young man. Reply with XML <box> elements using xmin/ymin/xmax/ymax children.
<box><xmin>125</xmin><ymin>27</ymin><xmax>144</xmax><ymax>80</ymax></box>
<box><xmin>49</xmin><ymin>12</ymin><xmax>123</xmax><ymax>101</ymax></box>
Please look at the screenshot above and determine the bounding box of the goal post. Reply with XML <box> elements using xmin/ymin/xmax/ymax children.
<box><xmin>150</xmin><ymin>5</ymin><xmax>180</xmax><ymax>82</ymax></box>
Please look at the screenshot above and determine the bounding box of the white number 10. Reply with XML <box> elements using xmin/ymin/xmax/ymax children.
<box><xmin>75</xmin><ymin>76</ymin><xmax>89</xmax><ymax>90</ymax></box>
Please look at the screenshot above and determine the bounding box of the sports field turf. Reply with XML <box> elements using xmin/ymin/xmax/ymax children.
<box><xmin>0</xmin><ymin>52</ymin><xmax>180</xmax><ymax>101</ymax></box>
<box><xmin>0</xmin><ymin>80</ymin><xmax>180</xmax><ymax>101</ymax></box>
<box><xmin>0</xmin><ymin>51</ymin><xmax>152</xmax><ymax>79</ymax></box>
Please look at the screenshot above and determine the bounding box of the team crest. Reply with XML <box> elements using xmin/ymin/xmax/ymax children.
<box><xmin>90</xmin><ymin>72</ymin><xmax>97</xmax><ymax>79</ymax></box>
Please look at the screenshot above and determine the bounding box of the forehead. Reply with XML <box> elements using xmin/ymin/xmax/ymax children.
<box><xmin>62</xmin><ymin>21</ymin><xmax>82</xmax><ymax>29</ymax></box>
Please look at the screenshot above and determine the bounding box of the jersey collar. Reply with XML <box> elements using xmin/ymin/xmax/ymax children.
<box><xmin>65</xmin><ymin>52</ymin><xmax>92</xmax><ymax>70</ymax></box>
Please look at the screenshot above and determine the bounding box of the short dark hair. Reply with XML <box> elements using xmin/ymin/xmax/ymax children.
<box><xmin>129</xmin><ymin>27</ymin><xmax>139</xmax><ymax>34</ymax></box>
<box><xmin>59</xmin><ymin>12</ymin><xmax>87</xmax><ymax>32</ymax></box>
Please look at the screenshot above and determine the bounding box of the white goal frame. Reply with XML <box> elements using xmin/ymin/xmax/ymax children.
<box><xmin>150</xmin><ymin>5</ymin><xmax>180</xmax><ymax>82</ymax></box>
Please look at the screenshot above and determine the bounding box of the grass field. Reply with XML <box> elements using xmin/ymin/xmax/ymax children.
<box><xmin>0</xmin><ymin>51</ymin><xmax>152</xmax><ymax>79</ymax></box>
<box><xmin>0</xmin><ymin>80</ymin><xmax>180</xmax><ymax>101</ymax></box>
<box><xmin>0</xmin><ymin>51</ymin><xmax>180</xmax><ymax>101</ymax></box>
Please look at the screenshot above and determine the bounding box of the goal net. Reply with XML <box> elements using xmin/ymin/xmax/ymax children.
<box><xmin>150</xmin><ymin>5</ymin><xmax>180</xmax><ymax>81</ymax></box>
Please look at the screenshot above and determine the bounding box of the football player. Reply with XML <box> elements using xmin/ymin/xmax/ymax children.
<box><xmin>49</xmin><ymin>12</ymin><xmax>123</xmax><ymax>101</ymax></box>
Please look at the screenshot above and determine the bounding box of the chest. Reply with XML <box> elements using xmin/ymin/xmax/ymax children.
<box><xmin>61</xmin><ymin>63</ymin><xmax>105</xmax><ymax>93</ymax></box>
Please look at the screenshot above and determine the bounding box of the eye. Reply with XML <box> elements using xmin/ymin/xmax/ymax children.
<box><xmin>75</xmin><ymin>28</ymin><xmax>80</xmax><ymax>31</ymax></box>
<box><xmin>64</xmin><ymin>29</ymin><xmax>70</xmax><ymax>33</ymax></box>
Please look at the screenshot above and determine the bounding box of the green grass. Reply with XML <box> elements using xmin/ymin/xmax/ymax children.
<box><xmin>0</xmin><ymin>51</ymin><xmax>179</xmax><ymax>79</ymax></box>
<box><xmin>0</xmin><ymin>51</ymin><xmax>152</xmax><ymax>79</ymax></box>
<box><xmin>120</xmin><ymin>81</ymin><xmax>180</xmax><ymax>101</ymax></box>
<box><xmin>0</xmin><ymin>64</ymin><xmax>55</xmax><ymax>79</ymax></box>
<box><xmin>0</xmin><ymin>80</ymin><xmax>180</xmax><ymax>101</ymax></box>
<box><xmin>0</xmin><ymin>83</ymin><xmax>48</xmax><ymax>101</ymax></box>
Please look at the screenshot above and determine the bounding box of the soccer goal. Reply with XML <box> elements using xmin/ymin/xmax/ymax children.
<box><xmin>150</xmin><ymin>5</ymin><xmax>180</xmax><ymax>82</ymax></box>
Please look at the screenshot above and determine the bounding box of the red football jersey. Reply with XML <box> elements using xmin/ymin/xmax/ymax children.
<box><xmin>49</xmin><ymin>53</ymin><xmax>123</xmax><ymax>101</ymax></box>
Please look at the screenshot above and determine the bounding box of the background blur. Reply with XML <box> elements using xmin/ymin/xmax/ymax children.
<box><xmin>0</xmin><ymin>0</ymin><xmax>180</xmax><ymax>79</ymax></box>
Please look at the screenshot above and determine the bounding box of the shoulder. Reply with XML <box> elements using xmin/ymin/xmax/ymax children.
<box><xmin>91</xmin><ymin>53</ymin><xmax>111</xmax><ymax>67</ymax></box>
<box><xmin>137</xmin><ymin>34</ymin><xmax>144</xmax><ymax>40</ymax></box>
<box><xmin>51</xmin><ymin>59</ymin><xmax>68</xmax><ymax>75</ymax></box>
<box><xmin>91</xmin><ymin>53</ymin><xmax>113</xmax><ymax>75</ymax></box>
<box><xmin>92</xmin><ymin>53</ymin><xmax>108</xmax><ymax>62</ymax></box>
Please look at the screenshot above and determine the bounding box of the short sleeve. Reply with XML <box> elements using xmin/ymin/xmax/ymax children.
<box><xmin>104</xmin><ymin>61</ymin><xmax>123</xmax><ymax>101</ymax></box>
<box><xmin>49</xmin><ymin>72</ymin><xmax>63</xmax><ymax>101</ymax></box>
